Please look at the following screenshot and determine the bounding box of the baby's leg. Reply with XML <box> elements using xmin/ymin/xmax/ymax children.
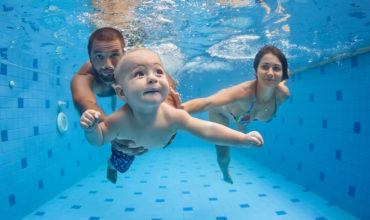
<box><xmin>107</xmin><ymin>155</ymin><xmax>117</xmax><ymax>184</ymax></box>
<box><xmin>209</xmin><ymin>110</ymin><xmax>233</xmax><ymax>184</ymax></box>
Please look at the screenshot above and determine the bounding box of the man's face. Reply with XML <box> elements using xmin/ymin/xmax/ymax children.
<box><xmin>89</xmin><ymin>39</ymin><xmax>124</xmax><ymax>84</ymax></box>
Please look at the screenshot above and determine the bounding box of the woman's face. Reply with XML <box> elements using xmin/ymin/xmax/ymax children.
<box><xmin>256</xmin><ymin>53</ymin><xmax>283</xmax><ymax>87</ymax></box>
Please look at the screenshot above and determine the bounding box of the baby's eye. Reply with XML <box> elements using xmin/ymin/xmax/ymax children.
<box><xmin>134</xmin><ymin>71</ymin><xmax>144</xmax><ymax>77</ymax></box>
<box><xmin>156</xmin><ymin>69</ymin><xmax>164</xmax><ymax>75</ymax></box>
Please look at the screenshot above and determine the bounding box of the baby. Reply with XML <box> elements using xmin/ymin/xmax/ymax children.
<box><xmin>80</xmin><ymin>48</ymin><xmax>264</xmax><ymax>181</ymax></box>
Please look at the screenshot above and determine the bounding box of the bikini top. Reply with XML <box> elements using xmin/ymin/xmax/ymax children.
<box><xmin>230</xmin><ymin>92</ymin><xmax>278</xmax><ymax>125</ymax></box>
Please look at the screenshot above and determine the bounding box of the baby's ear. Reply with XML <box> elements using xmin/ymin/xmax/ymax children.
<box><xmin>113</xmin><ymin>84</ymin><xmax>128</xmax><ymax>102</ymax></box>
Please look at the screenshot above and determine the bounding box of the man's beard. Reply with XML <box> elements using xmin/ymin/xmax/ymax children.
<box><xmin>93</xmin><ymin>66</ymin><xmax>115</xmax><ymax>84</ymax></box>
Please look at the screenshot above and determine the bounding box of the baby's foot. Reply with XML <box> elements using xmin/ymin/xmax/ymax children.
<box><xmin>222</xmin><ymin>169</ymin><xmax>233</xmax><ymax>184</ymax></box>
<box><xmin>107</xmin><ymin>157</ymin><xmax>117</xmax><ymax>184</ymax></box>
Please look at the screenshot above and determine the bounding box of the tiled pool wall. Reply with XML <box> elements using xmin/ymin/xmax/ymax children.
<box><xmin>0</xmin><ymin>47</ymin><xmax>111</xmax><ymax>220</ymax></box>
<box><xmin>245</xmin><ymin>51</ymin><xmax>370</xmax><ymax>220</ymax></box>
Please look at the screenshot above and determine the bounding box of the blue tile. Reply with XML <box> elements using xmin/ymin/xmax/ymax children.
<box><xmin>151</xmin><ymin>219</ymin><xmax>162</xmax><ymax>220</ymax></box>
<box><xmin>309</xmin><ymin>143</ymin><xmax>314</xmax><ymax>152</ymax></box>
<box><xmin>18</xmin><ymin>98</ymin><xmax>23</xmax><ymax>108</ymax></box>
<box><xmin>229</xmin><ymin>189</ymin><xmax>237</xmax><ymax>192</ymax></box>
<box><xmin>48</xmin><ymin>149</ymin><xmax>52</xmax><ymax>158</ymax></box>
<box><xmin>258</xmin><ymin>194</ymin><xmax>267</xmax><ymax>197</ymax></box>
<box><xmin>322</xmin><ymin>119</ymin><xmax>327</xmax><ymax>129</ymax></box>
<box><xmin>89</xmin><ymin>191</ymin><xmax>97</xmax><ymax>194</ymax></box>
<box><xmin>125</xmin><ymin>208</ymin><xmax>134</xmax><ymax>212</ymax></box>
<box><xmin>56</xmin><ymin>78</ymin><xmax>60</xmax><ymax>85</ymax></box>
<box><xmin>291</xmin><ymin>198</ymin><xmax>300</xmax><ymax>202</ymax></box>
<box><xmin>335</xmin><ymin>150</ymin><xmax>341</xmax><ymax>160</ymax></box>
<box><xmin>71</xmin><ymin>205</ymin><xmax>81</xmax><ymax>209</ymax></box>
<box><xmin>203</xmin><ymin>184</ymin><xmax>211</xmax><ymax>187</ymax></box>
<box><xmin>33</xmin><ymin>72</ymin><xmax>38</xmax><ymax>81</ymax></box>
<box><xmin>182</xmin><ymin>191</ymin><xmax>190</xmax><ymax>194</ymax></box>
<box><xmin>38</xmin><ymin>180</ymin><xmax>44</xmax><ymax>189</ymax></box>
<box><xmin>35</xmin><ymin>211</ymin><xmax>45</xmax><ymax>216</ymax></box>
<box><xmin>140</xmin><ymin>180</ymin><xmax>147</xmax><ymax>183</ymax></box>
<box><xmin>9</xmin><ymin>194</ymin><xmax>15</xmax><ymax>206</ymax></box>
<box><xmin>33</xmin><ymin>59</ymin><xmax>38</xmax><ymax>68</ymax></box>
<box><xmin>45</xmin><ymin>100</ymin><xmax>50</xmax><ymax>108</ymax></box>
<box><xmin>348</xmin><ymin>185</ymin><xmax>356</xmax><ymax>197</ymax></box>
<box><xmin>59</xmin><ymin>196</ymin><xmax>67</xmax><ymax>199</ymax></box>
<box><xmin>336</xmin><ymin>90</ymin><xmax>342</xmax><ymax>101</ymax></box>
<box><xmin>209</xmin><ymin>197</ymin><xmax>217</xmax><ymax>201</ymax></box>
<box><xmin>320</xmin><ymin>66</ymin><xmax>325</xmax><ymax>74</ymax></box>
<box><xmin>34</xmin><ymin>126</ymin><xmax>39</xmax><ymax>136</ymax></box>
<box><xmin>276</xmin><ymin>210</ymin><xmax>287</xmax><ymax>215</ymax></box>
<box><xmin>161</xmin><ymin>176</ymin><xmax>167</xmax><ymax>178</ymax></box>
<box><xmin>159</xmin><ymin>185</ymin><xmax>166</xmax><ymax>189</ymax></box>
<box><xmin>297</xmin><ymin>162</ymin><xmax>302</xmax><ymax>171</ymax></box>
<box><xmin>309</xmin><ymin>93</ymin><xmax>314</xmax><ymax>102</ymax></box>
<box><xmin>57</xmin><ymin>66</ymin><xmax>61</xmax><ymax>75</ymax></box>
<box><xmin>351</xmin><ymin>56</ymin><xmax>358</xmax><ymax>67</ymax></box>
<box><xmin>88</xmin><ymin>217</ymin><xmax>100</xmax><ymax>220</ymax></box>
<box><xmin>104</xmin><ymin>198</ymin><xmax>114</xmax><ymax>202</ymax></box>
<box><xmin>216</xmin><ymin>217</ymin><xmax>227</xmax><ymax>220</ymax></box>
<box><xmin>181</xmin><ymin>180</ymin><xmax>188</xmax><ymax>183</ymax></box>
<box><xmin>354</xmin><ymin>121</ymin><xmax>360</xmax><ymax>133</ymax></box>
<box><xmin>21</xmin><ymin>158</ymin><xmax>27</xmax><ymax>168</ymax></box>
<box><xmin>134</xmin><ymin>192</ymin><xmax>142</xmax><ymax>195</ymax></box>
<box><xmin>183</xmin><ymin>207</ymin><xmax>193</xmax><ymax>211</ymax></box>
<box><xmin>2</xmin><ymin>130</ymin><xmax>8</xmax><ymax>141</ymax></box>
<box><xmin>272</xmin><ymin>185</ymin><xmax>280</xmax><ymax>188</ymax></box>
<box><xmin>299</xmin><ymin>118</ymin><xmax>303</xmax><ymax>126</ymax></box>
<box><xmin>320</xmin><ymin>172</ymin><xmax>325</xmax><ymax>182</ymax></box>
<box><xmin>290</xmin><ymin>138</ymin><xmax>294</xmax><ymax>145</ymax></box>
<box><xmin>155</xmin><ymin>199</ymin><xmax>165</xmax><ymax>202</ymax></box>
<box><xmin>240</xmin><ymin>204</ymin><xmax>249</xmax><ymax>208</ymax></box>
<box><xmin>316</xmin><ymin>217</ymin><xmax>327</xmax><ymax>220</ymax></box>
<box><xmin>1</xmin><ymin>64</ymin><xmax>6</xmax><ymax>75</ymax></box>
<box><xmin>60</xmin><ymin>169</ymin><xmax>64</xmax><ymax>176</ymax></box>
<box><xmin>0</xmin><ymin>48</ymin><xmax>7</xmax><ymax>59</ymax></box>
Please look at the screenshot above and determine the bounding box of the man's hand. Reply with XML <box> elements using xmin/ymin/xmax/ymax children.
<box><xmin>111</xmin><ymin>139</ymin><xmax>148</xmax><ymax>156</ymax></box>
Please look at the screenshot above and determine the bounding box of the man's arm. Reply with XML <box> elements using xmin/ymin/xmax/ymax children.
<box><xmin>71</xmin><ymin>61</ymin><xmax>107</xmax><ymax>121</ymax></box>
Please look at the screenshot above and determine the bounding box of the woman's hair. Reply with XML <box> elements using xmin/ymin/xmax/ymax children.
<box><xmin>253</xmin><ymin>45</ymin><xmax>289</xmax><ymax>80</ymax></box>
<box><xmin>87</xmin><ymin>27</ymin><xmax>125</xmax><ymax>55</ymax></box>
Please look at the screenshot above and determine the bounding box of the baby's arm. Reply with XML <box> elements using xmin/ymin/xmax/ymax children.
<box><xmin>80</xmin><ymin>109</ymin><xmax>117</xmax><ymax>146</ymax></box>
<box><xmin>175</xmin><ymin>110</ymin><xmax>264</xmax><ymax>148</ymax></box>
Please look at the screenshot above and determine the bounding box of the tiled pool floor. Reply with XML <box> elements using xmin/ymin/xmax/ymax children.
<box><xmin>23</xmin><ymin>144</ymin><xmax>358</xmax><ymax>220</ymax></box>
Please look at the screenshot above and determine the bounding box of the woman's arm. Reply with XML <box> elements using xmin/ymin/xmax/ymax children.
<box><xmin>183</xmin><ymin>85</ymin><xmax>247</xmax><ymax>114</ymax></box>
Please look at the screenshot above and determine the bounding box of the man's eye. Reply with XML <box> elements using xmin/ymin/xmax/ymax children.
<box><xmin>95</xmin><ymin>55</ymin><xmax>104</xmax><ymax>60</ymax></box>
<box><xmin>111</xmin><ymin>53</ymin><xmax>120</xmax><ymax>58</ymax></box>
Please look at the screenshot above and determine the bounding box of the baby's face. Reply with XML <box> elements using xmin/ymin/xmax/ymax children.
<box><xmin>116</xmin><ymin>49</ymin><xmax>169</xmax><ymax>107</ymax></box>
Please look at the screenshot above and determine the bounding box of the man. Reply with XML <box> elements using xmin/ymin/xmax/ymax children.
<box><xmin>71</xmin><ymin>27</ymin><xmax>180</xmax><ymax>183</ymax></box>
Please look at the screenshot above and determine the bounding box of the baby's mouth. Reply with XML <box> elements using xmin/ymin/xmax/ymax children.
<box><xmin>143</xmin><ymin>89</ymin><xmax>160</xmax><ymax>95</ymax></box>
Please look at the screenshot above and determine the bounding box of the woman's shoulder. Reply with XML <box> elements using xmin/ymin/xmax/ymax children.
<box><xmin>276</xmin><ymin>83</ymin><xmax>290</xmax><ymax>104</ymax></box>
<box><xmin>220</xmin><ymin>80</ymin><xmax>256</xmax><ymax>98</ymax></box>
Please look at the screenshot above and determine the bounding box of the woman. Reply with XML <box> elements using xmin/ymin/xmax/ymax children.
<box><xmin>183</xmin><ymin>45</ymin><xmax>290</xmax><ymax>184</ymax></box>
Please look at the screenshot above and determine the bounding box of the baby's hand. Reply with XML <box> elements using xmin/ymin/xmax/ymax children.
<box><xmin>244</xmin><ymin>131</ymin><xmax>264</xmax><ymax>147</ymax></box>
<box><xmin>80</xmin><ymin>109</ymin><xmax>101</xmax><ymax>130</ymax></box>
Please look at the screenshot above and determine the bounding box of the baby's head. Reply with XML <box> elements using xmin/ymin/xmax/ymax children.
<box><xmin>114</xmin><ymin>48</ymin><xmax>170</xmax><ymax>107</ymax></box>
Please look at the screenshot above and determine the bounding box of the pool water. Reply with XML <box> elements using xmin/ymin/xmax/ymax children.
<box><xmin>1</xmin><ymin>0</ymin><xmax>370</xmax><ymax>220</ymax></box>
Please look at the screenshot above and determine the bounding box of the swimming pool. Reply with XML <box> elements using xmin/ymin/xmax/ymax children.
<box><xmin>1</xmin><ymin>0</ymin><xmax>369</xmax><ymax>219</ymax></box>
